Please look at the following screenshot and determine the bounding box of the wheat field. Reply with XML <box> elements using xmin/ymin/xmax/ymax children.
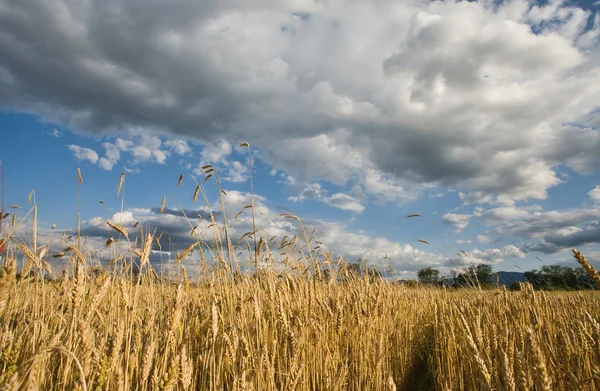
<box><xmin>0</xmin><ymin>167</ymin><xmax>599</xmax><ymax>390</ymax></box>
<box><xmin>0</xmin><ymin>251</ymin><xmax>598</xmax><ymax>390</ymax></box>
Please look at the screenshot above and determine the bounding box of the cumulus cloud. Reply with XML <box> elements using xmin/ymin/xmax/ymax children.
<box><xmin>68</xmin><ymin>145</ymin><xmax>99</xmax><ymax>164</ymax></box>
<box><xmin>429</xmin><ymin>192</ymin><xmax>444</xmax><ymax>198</ymax></box>
<box><xmin>442</xmin><ymin>213</ymin><xmax>472</xmax><ymax>232</ymax></box>
<box><xmin>359</xmin><ymin>167</ymin><xmax>420</xmax><ymax>204</ymax></box>
<box><xmin>475</xmin><ymin>203</ymin><xmax>600</xmax><ymax>253</ymax></box>
<box><xmin>289</xmin><ymin>183</ymin><xmax>365</xmax><ymax>213</ymax></box>
<box><xmin>325</xmin><ymin>193</ymin><xmax>365</xmax><ymax>214</ymax></box>
<box><xmin>1</xmin><ymin>0</ymin><xmax>599</xmax><ymax>204</ymax></box>
<box><xmin>523</xmin><ymin>221</ymin><xmax>600</xmax><ymax>254</ymax></box>
<box><xmin>200</xmin><ymin>139</ymin><xmax>232</xmax><ymax>164</ymax></box>
<box><xmin>95</xmin><ymin>135</ymin><xmax>182</xmax><ymax>170</ymax></box>
<box><xmin>223</xmin><ymin>160</ymin><xmax>249</xmax><ymax>183</ymax></box>
<box><xmin>49</xmin><ymin>128</ymin><xmax>62</xmax><ymax>137</ymax></box>
<box><xmin>164</xmin><ymin>139</ymin><xmax>192</xmax><ymax>156</ymax></box>
<box><xmin>459</xmin><ymin>192</ymin><xmax>496</xmax><ymax>205</ymax></box>
<box><xmin>259</xmin><ymin>130</ymin><xmax>367</xmax><ymax>186</ymax></box>
<box><xmin>98</xmin><ymin>157</ymin><xmax>115</xmax><ymax>171</ymax></box>
<box><xmin>290</xmin><ymin>183</ymin><xmax>328</xmax><ymax>202</ymax></box>
<box><xmin>70</xmin><ymin>189</ymin><xmax>444</xmax><ymax>274</ymax></box>
<box><xmin>461</xmin><ymin>245</ymin><xmax>525</xmax><ymax>265</ymax></box>
<box><xmin>97</xmin><ymin>140</ymin><xmax>127</xmax><ymax>170</ymax></box>
<box><xmin>589</xmin><ymin>185</ymin><xmax>600</xmax><ymax>202</ymax></box>
<box><xmin>130</xmin><ymin>135</ymin><xmax>169</xmax><ymax>164</ymax></box>
<box><xmin>477</xmin><ymin>235</ymin><xmax>491</xmax><ymax>244</ymax></box>
<box><xmin>482</xmin><ymin>206</ymin><xmax>533</xmax><ymax>223</ymax></box>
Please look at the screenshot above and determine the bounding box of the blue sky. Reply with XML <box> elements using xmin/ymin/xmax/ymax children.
<box><xmin>1</xmin><ymin>0</ymin><xmax>600</xmax><ymax>277</ymax></box>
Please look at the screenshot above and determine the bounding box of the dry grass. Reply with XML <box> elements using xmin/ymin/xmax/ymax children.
<box><xmin>0</xmin><ymin>168</ymin><xmax>599</xmax><ymax>390</ymax></box>
<box><xmin>573</xmin><ymin>248</ymin><xmax>600</xmax><ymax>289</ymax></box>
<box><xmin>0</xmin><ymin>250</ymin><xmax>598</xmax><ymax>390</ymax></box>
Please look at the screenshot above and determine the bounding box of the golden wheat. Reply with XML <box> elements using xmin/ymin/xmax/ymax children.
<box><xmin>1</xmin><ymin>211</ymin><xmax>599</xmax><ymax>391</ymax></box>
<box><xmin>573</xmin><ymin>248</ymin><xmax>600</xmax><ymax>288</ymax></box>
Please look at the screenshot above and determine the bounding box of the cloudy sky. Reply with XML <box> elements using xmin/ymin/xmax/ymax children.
<box><xmin>1</xmin><ymin>0</ymin><xmax>599</xmax><ymax>277</ymax></box>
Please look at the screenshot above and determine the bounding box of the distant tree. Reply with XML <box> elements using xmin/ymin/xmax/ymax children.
<box><xmin>339</xmin><ymin>261</ymin><xmax>382</xmax><ymax>282</ymax></box>
<box><xmin>417</xmin><ymin>267</ymin><xmax>440</xmax><ymax>284</ymax></box>
<box><xmin>454</xmin><ymin>266</ymin><xmax>477</xmax><ymax>288</ymax></box>
<box><xmin>523</xmin><ymin>270</ymin><xmax>542</xmax><ymax>287</ymax></box>
<box><xmin>404</xmin><ymin>279</ymin><xmax>419</xmax><ymax>288</ymax></box>
<box><xmin>475</xmin><ymin>264</ymin><xmax>494</xmax><ymax>286</ymax></box>
<box><xmin>453</xmin><ymin>264</ymin><xmax>495</xmax><ymax>288</ymax></box>
<box><xmin>365</xmin><ymin>266</ymin><xmax>382</xmax><ymax>282</ymax></box>
<box><xmin>509</xmin><ymin>281</ymin><xmax>521</xmax><ymax>291</ymax></box>
<box><xmin>523</xmin><ymin>266</ymin><xmax>596</xmax><ymax>290</ymax></box>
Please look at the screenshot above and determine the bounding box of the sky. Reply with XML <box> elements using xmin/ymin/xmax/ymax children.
<box><xmin>0</xmin><ymin>0</ymin><xmax>599</xmax><ymax>278</ymax></box>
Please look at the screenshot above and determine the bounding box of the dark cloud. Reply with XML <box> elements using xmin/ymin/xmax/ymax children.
<box><xmin>524</xmin><ymin>222</ymin><xmax>600</xmax><ymax>254</ymax></box>
<box><xmin>151</xmin><ymin>207</ymin><xmax>221</xmax><ymax>221</ymax></box>
<box><xmin>1</xmin><ymin>0</ymin><xmax>599</xmax><ymax>203</ymax></box>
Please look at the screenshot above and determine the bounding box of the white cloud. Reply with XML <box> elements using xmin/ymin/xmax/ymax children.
<box><xmin>429</xmin><ymin>192</ymin><xmax>444</xmax><ymax>198</ymax></box>
<box><xmin>71</xmin><ymin>188</ymin><xmax>445</xmax><ymax>274</ymax></box>
<box><xmin>473</xmin><ymin>206</ymin><xmax>485</xmax><ymax>217</ymax></box>
<box><xmin>292</xmin><ymin>183</ymin><xmax>328</xmax><ymax>201</ymax></box>
<box><xmin>473</xmin><ymin>203</ymin><xmax>600</xmax><ymax>253</ymax></box>
<box><xmin>462</xmin><ymin>245</ymin><xmax>525</xmax><ymax>265</ymax></box>
<box><xmin>482</xmin><ymin>206</ymin><xmax>532</xmax><ymax>223</ymax></box>
<box><xmin>351</xmin><ymin>185</ymin><xmax>368</xmax><ymax>201</ymax></box>
<box><xmin>98</xmin><ymin>157</ymin><xmax>115</xmax><ymax>171</ymax></box>
<box><xmin>49</xmin><ymin>128</ymin><xmax>62</xmax><ymax>137</ymax></box>
<box><xmin>68</xmin><ymin>145</ymin><xmax>99</xmax><ymax>164</ymax></box>
<box><xmin>201</xmin><ymin>139</ymin><xmax>232</xmax><ymax>164</ymax></box>
<box><xmin>359</xmin><ymin>167</ymin><xmax>420</xmax><ymax>205</ymax></box>
<box><xmin>98</xmin><ymin>141</ymin><xmax>123</xmax><ymax>170</ymax></box>
<box><xmin>259</xmin><ymin>130</ymin><xmax>366</xmax><ymax>186</ymax></box>
<box><xmin>129</xmin><ymin>135</ymin><xmax>169</xmax><ymax>165</ymax></box>
<box><xmin>223</xmin><ymin>160</ymin><xmax>248</xmax><ymax>183</ymax></box>
<box><xmin>130</xmin><ymin>147</ymin><xmax>150</xmax><ymax>162</ymax></box>
<box><xmin>459</xmin><ymin>192</ymin><xmax>495</xmax><ymax>205</ymax></box>
<box><xmin>290</xmin><ymin>182</ymin><xmax>365</xmax><ymax>213</ymax></box>
<box><xmin>94</xmin><ymin>136</ymin><xmax>176</xmax><ymax>170</ymax></box>
<box><xmin>124</xmin><ymin>167</ymin><xmax>140</xmax><ymax>174</ymax></box>
<box><xmin>152</xmin><ymin>149</ymin><xmax>169</xmax><ymax>164</ymax></box>
<box><xmin>325</xmin><ymin>193</ymin><xmax>365</xmax><ymax>214</ymax></box>
<box><xmin>103</xmin><ymin>142</ymin><xmax>121</xmax><ymax>162</ymax></box>
<box><xmin>589</xmin><ymin>185</ymin><xmax>600</xmax><ymax>203</ymax></box>
<box><xmin>477</xmin><ymin>235</ymin><xmax>491</xmax><ymax>244</ymax></box>
<box><xmin>442</xmin><ymin>213</ymin><xmax>472</xmax><ymax>232</ymax></box>
<box><xmin>456</xmin><ymin>239</ymin><xmax>472</xmax><ymax>245</ymax></box>
<box><xmin>164</xmin><ymin>139</ymin><xmax>192</xmax><ymax>155</ymax></box>
<box><xmin>114</xmin><ymin>138</ymin><xmax>134</xmax><ymax>151</ymax></box>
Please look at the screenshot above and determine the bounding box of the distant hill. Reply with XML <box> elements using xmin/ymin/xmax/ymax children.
<box><xmin>495</xmin><ymin>271</ymin><xmax>526</xmax><ymax>286</ymax></box>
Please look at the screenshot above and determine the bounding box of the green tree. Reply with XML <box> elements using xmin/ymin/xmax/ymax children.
<box><xmin>475</xmin><ymin>264</ymin><xmax>494</xmax><ymax>286</ymax></box>
<box><xmin>524</xmin><ymin>266</ymin><xmax>596</xmax><ymax>290</ymax></box>
<box><xmin>454</xmin><ymin>264</ymin><xmax>495</xmax><ymax>288</ymax></box>
<box><xmin>339</xmin><ymin>261</ymin><xmax>382</xmax><ymax>283</ymax></box>
<box><xmin>509</xmin><ymin>281</ymin><xmax>521</xmax><ymax>291</ymax></box>
<box><xmin>417</xmin><ymin>267</ymin><xmax>440</xmax><ymax>284</ymax></box>
<box><xmin>524</xmin><ymin>270</ymin><xmax>543</xmax><ymax>289</ymax></box>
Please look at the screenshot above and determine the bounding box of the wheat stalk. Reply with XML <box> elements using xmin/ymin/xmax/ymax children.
<box><xmin>572</xmin><ymin>248</ymin><xmax>600</xmax><ymax>289</ymax></box>
<box><xmin>106</xmin><ymin>221</ymin><xmax>129</xmax><ymax>239</ymax></box>
<box><xmin>117</xmin><ymin>172</ymin><xmax>125</xmax><ymax>194</ymax></box>
<box><xmin>0</xmin><ymin>258</ymin><xmax>15</xmax><ymax>313</ymax></box>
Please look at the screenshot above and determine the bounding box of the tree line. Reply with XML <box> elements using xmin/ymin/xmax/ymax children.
<box><xmin>416</xmin><ymin>264</ymin><xmax>598</xmax><ymax>290</ymax></box>
<box><xmin>417</xmin><ymin>264</ymin><xmax>496</xmax><ymax>288</ymax></box>
<box><xmin>522</xmin><ymin>265</ymin><xmax>597</xmax><ymax>290</ymax></box>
